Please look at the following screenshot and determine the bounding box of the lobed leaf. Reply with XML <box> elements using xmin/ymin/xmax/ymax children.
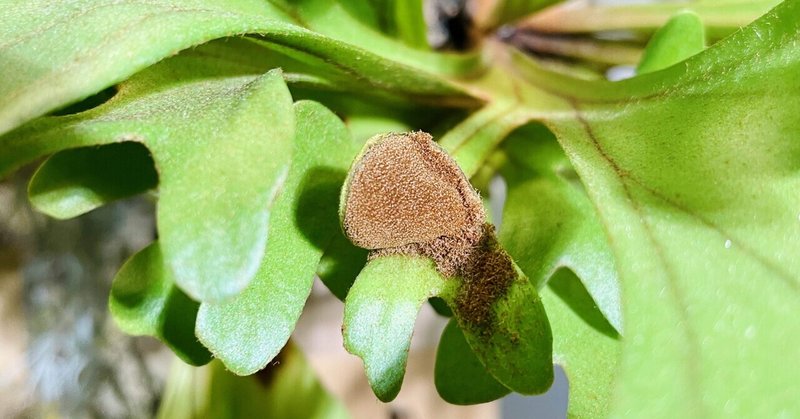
<box><xmin>343</xmin><ymin>255</ymin><xmax>446</xmax><ymax>402</ymax></box>
<box><xmin>543</xmin><ymin>270</ymin><xmax>621</xmax><ymax>419</ymax></box>
<box><xmin>510</xmin><ymin>2</ymin><xmax>800</xmax><ymax>416</ymax></box>
<box><xmin>196</xmin><ymin>100</ymin><xmax>358</xmax><ymax>375</ymax></box>
<box><xmin>499</xmin><ymin>123</ymin><xmax>622</xmax><ymax>332</ymax></box>
<box><xmin>441</xmin><ymin>262</ymin><xmax>554</xmax><ymax>395</ymax></box>
<box><xmin>28</xmin><ymin>142</ymin><xmax>158</xmax><ymax>219</ymax></box>
<box><xmin>2</xmin><ymin>65</ymin><xmax>295</xmax><ymax>302</ymax></box>
<box><xmin>109</xmin><ymin>243</ymin><xmax>212</xmax><ymax>366</ymax></box>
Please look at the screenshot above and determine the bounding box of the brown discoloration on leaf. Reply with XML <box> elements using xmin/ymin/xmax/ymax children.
<box><xmin>342</xmin><ymin>132</ymin><xmax>484</xmax><ymax>250</ymax></box>
<box><xmin>343</xmin><ymin>132</ymin><xmax>517</xmax><ymax>335</ymax></box>
<box><xmin>452</xmin><ymin>226</ymin><xmax>516</xmax><ymax>334</ymax></box>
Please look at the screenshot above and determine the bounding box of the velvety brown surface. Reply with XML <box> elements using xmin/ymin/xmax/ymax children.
<box><xmin>343</xmin><ymin>132</ymin><xmax>483</xmax><ymax>250</ymax></box>
<box><xmin>343</xmin><ymin>132</ymin><xmax>516</xmax><ymax>332</ymax></box>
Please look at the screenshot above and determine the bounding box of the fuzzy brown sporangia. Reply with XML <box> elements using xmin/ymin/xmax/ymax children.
<box><xmin>341</xmin><ymin>131</ymin><xmax>516</xmax><ymax>332</ymax></box>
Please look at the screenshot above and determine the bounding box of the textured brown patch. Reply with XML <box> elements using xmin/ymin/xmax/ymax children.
<box><xmin>343</xmin><ymin>132</ymin><xmax>484</xmax><ymax>249</ymax></box>
<box><xmin>452</xmin><ymin>226</ymin><xmax>516</xmax><ymax>334</ymax></box>
<box><xmin>344</xmin><ymin>132</ymin><xmax>517</xmax><ymax>334</ymax></box>
<box><xmin>373</xmin><ymin>224</ymin><xmax>516</xmax><ymax>333</ymax></box>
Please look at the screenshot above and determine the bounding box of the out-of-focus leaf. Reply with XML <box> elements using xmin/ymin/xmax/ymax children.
<box><xmin>109</xmin><ymin>243</ymin><xmax>212</xmax><ymax>366</ymax></box>
<box><xmin>473</xmin><ymin>0</ymin><xmax>562</xmax><ymax>29</ymax></box>
<box><xmin>506</xmin><ymin>32</ymin><xmax>643</xmax><ymax>67</ymax></box>
<box><xmin>156</xmin><ymin>343</ymin><xmax>350</xmax><ymax>419</ymax></box>
<box><xmin>339</xmin><ymin>0</ymin><xmax>429</xmax><ymax>49</ymax></box>
<box><xmin>0</xmin><ymin>0</ymin><xmax>479</xmax><ymax>138</ymax></box>
<box><xmin>520</xmin><ymin>0</ymin><xmax>781</xmax><ymax>40</ymax></box>
<box><xmin>543</xmin><ymin>269</ymin><xmax>620</xmax><ymax>419</ymax></box>
<box><xmin>393</xmin><ymin>0</ymin><xmax>429</xmax><ymax>49</ymax></box>
<box><xmin>498</xmin><ymin>123</ymin><xmax>622</xmax><ymax>332</ymax></box>
<box><xmin>434</xmin><ymin>319</ymin><xmax>510</xmax><ymax>405</ymax></box>
<box><xmin>196</xmin><ymin>100</ymin><xmax>358</xmax><ymax>375</ymax></box>
<box><xmin>28</xmin><ymin>142</ymin><xmax>158</xmax><ymax>219</ymax></box>
<box><xmin>510</xmin><ymin>2</ymin><xmax>800</xmax><ymax>416</ymax></box>
<box><xmin>2</xmin><ymin>66</ymin><xmax>295</xmax><ymax>302</ymax></box>
<box><xmin>317</xmin><ymin>232</ymin><xmax>368</xmax><ymax>301</ymax></box>
<box><xmin>343</xmin><ymin>255</ymin><xmax>446</xmax><ymax>402</ymax></box>
<box><xmin>268</xmin><ymin>0</ymin><xmax>479</xmax><ymax>77</ymax></box>
<box><xmin>637</xmin><ymin>11</ymin><xmax>706</xmax><ymax>74</ymax></box>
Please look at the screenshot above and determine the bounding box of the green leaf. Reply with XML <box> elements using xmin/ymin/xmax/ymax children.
<box><xmin>266</xmin><ymin>0</ymin><xmax>479</xmax><ymax>77</ymax></box>
<box><xmin>543</xmin><ymin>269</ymin><xmax>621</xmax><ymax>419</ymax></box>
<box><xmin>28</xmin><ymin>142</ymin><xmax>158</xmax><ymax>219</ymax></box>
<box><xmin>157</xmin><ymin>343</ymin><xmax>350</xmax><ymax>419</ymax></box>
<box><xmin>518</xmin><ymin>2</ymin><xmax>800</xmax><ymax>416</ymax></box>
<box><xmin>196</xmin><ymin>100</ymin><xmax>357</xmax><ymax>375</ymax></box>
<box><xmin>339</xmin><ymin>0</ymin><xmax>429</xmax><ymax>49</ymax></box>
<box><xmin>2</xmin><ymin>66</ymin><xmax>295</xmax><ymax>302</ymax></box>
<box><xmin>439</xmin><ymin>101</ymin><xmax>531</xmax><ymax>178</ymax></box>
<box><xmin>0</xmin><ymin>0</ymin><xmax>477</xmax><ymax>138</ymax></box>
<box><xmin>343</xmin><ymin>255</ymin><xmax>446</xmax><ymax>402</ymax></box>
<box><xmin>0</xmin><ymin>0</ymin><xmax>290</xmax><ymax>136</ymax></box>
<box><xmin>495</xmin><ymin>123</ymin><xmax>622</xmax><ymax>413</ymax></box>
<box><xmin>317</xmin><ymin>232</ymin><xmax>368</xmax><ymax>301</ymax></box>
<box><xmin>109</xmin><ymin>243</ymin><xmax>212</xmax><ymax>366</ymax></box>
<box><xmin>392</xmin><ymin>0</ymin><xmax>429</xmax><ymax>49</ymax></box>
<box><xmin>499</xmin><ymin>123</ymin><xmax>622</xmax><ymax>332</ymax></box>
<box><xmin>442</xmin><ymin>259</ymin><xmax>554</xmax><ymax>395</ymax></box>
<box><xmin>637</xmin><ymin>11</ymin><xmax>706</xmax><ymax>74</ymax></box>
<box><xmin>434</xmin><ymin>319</ymin><xmax>510</xmax><ymax>405</ymax></box>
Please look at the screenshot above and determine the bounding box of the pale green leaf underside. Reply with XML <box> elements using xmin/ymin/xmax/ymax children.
<box><xmin>196</xmin><ymin>100</ymin><xmax>358</xmax><ymax>375</ymax></box>
<box><xmin>343</xmin><ymin>255</ymin><xmax>446</xmax><ymax>402</ymax></box>
<box><xmin>2</xmin><ymin>67</ymin><xmax>295</xmax><ymax>302</ymax></box>
<box><xmin>109</xmin><ymin>243</ymin><xmax>212</xmax><ymax>366</ymax></box>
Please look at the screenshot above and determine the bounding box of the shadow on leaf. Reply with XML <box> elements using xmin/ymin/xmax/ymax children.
<box><xmin>294</xmin><ymin>166</ymin><xmax>347</xmax><ymax>249</ymax></box>
<box><xmin>548</xmin><ymin>268</ymin><xmax>619</xmax><ymax>339</ymax></box>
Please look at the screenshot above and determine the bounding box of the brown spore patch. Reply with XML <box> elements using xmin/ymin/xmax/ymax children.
<box><xmin>343</xmin><ymin>132</ymin><xmax>517</xmax><ymax>335</ymax></box>
<box><xmin>451</xmin><ymin>225</ymin><xmax>517</xmax><ymax>335</ymax></box>
<box><xmin>342</xmin><ymin>132</ymin><xmax>484</xmax><ymax>249</ymax></box>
